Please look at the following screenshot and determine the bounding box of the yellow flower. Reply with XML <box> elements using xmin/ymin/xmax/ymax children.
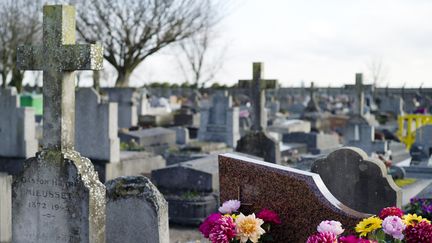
<box><xmin>355</xmin><ymin>216</ymin><xmax>382</xmax><ymax>237</ymax></box>
<box><xmin>403</xmin><ymin>214</ymin><xmax>431</xmax><ymax>226</ymax></box>
<box><xmin>235</xmin><ymin>213</ymin><xmax>266</xmax><ymax>243</ymax></box>
<box><xmin>224</xmin><ymin>214</ymin><xmax>238</xmax><ymax>220</ymax></box>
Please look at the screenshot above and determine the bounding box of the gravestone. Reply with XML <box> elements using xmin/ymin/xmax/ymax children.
<box><xmin>282</xmin><ymin>132</ymin><xmax>340</xmax><ymax>155</ymax></box>
<box><xmin>119</xmin><ymin>127</ymin><xmax>176</xmax><ymax>155</ymax></box>
<box><xmin>311</xmin><ymin>147</ymin><xmax>401</xmax><ymax>214</ymax></box>
<box><xmin>14</xmin><ymin>5</ymin><xmax>105</xmax><ymax>242</ymax></box>
<box><xmin>219</xmin><ymin>153</ymin><xmax>367</xmax><ymax>242</ymax></box>
<box><xmin>236</xmin><ymin>63</ymin><xmax>280</xmax><ymax>163</ymax></box>
<box><xmin>379</xmin><ymin>95</ymin><xmax>404</xmax><ymax>116</ymax></box>
<box><xmin>0</xmin><ymin>173</ymin><xmax>11</xmax><ymax>243</ymax></box>
<box><xmin>106</xmin><ymin>176</ymin><xmax>169</xmax><ymax>243</ymax></box>
<box><xmin>75</xmin><ymin>88</ymin><xmax>120</xmax><ymax>163</ymax></box>
<box><xmin>198</xmin><ymin>91</ymin><xmax>240</xmax><ymax>147</ymax></box>
<box><xmin>102</xmin><ymin>88</ymin><xmax>138</xmax><ymax>128</ymax></box>
<box><xmin>152</xmin><ymin>155</ymin><xmax>218</xmax><ymax>225</ymax></box>
<box><xmin>344</xmin><ymin>74</ymin><xmax>386</xmax><ymax>155</ymax></box>
<box><xmin>412</xmin><ymin>125</ymin><xmax>432</xmax><ymax>159</ymax></box>
<box><xmin>0</xmin><ymin>88</ymin><xmax>38</xmax><ymax>158</ymax></box>
<box><xmin>169</xmin><ymin>126</ymin><xmax>190</xmax><ymax>145</ymax></box>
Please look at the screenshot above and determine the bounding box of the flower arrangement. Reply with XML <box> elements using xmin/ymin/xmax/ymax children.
<box><xmin>199</xmin><ymin>200</ymin><xmax>281</xmax><ymax>243</ymax></box>
<box><xmin>306</xmin><ymin>206</ymin><xmax>432</xmax><ymax>243</ymax></box>
<box><xmin>404</xmin><ymin>198</ymin><xmax>432</xmax><ymax>221</ymax></box>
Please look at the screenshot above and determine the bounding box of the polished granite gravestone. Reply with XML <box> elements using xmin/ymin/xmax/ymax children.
<box><xmin>311</xmin><ymin>147</ymin><xmax>402</xmax><ymax>214</ymax></box>
<box><xmin>106</xmin><ymin>176</ymin><xmax>169</xmax><ymax>243</ymax></box>
<box><xmin>219</xmin><ymin>153</ymin><xmax>368</xmax><ymax>242</ymax></box>
<box><xmin>13</xmin><ymin>5</ymin><xmax>105</xmax><ymax>242</ymax></box>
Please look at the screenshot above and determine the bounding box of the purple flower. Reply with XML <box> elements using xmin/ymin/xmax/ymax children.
<box><xmin>382</xmin><ymin>216</ymin><xmax>406</xmax><ymax>240</ymax></box>
<box><xmin>218</xmin><ymin>200</ymin><xmax>241</xmax><ymax>214</ymax></box>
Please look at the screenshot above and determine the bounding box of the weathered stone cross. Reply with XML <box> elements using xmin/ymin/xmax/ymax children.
<box><xmin>354</xmin><ymin>73</ymin><xmax>365</xmax><ymax>116</ymax></box>
<box><xmin>238</xmin><ymin>62</ymin><xmax>277</xmax><ymax>131</ymax></box>
<box><xmin>305</xmin><ymin>81</ymin><xmax>321</xmax><ymax>112</ymax></box>
<box><xmin>17</xmin><ymin>5</ymin><xmax>103</xmax><ymax>151</ymax></box>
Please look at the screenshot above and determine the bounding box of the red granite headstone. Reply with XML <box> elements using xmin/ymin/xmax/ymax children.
<box><xmin>219</xmin><ymin>153</ymin><xmax>369</xmax><ymax>242</ymax></box>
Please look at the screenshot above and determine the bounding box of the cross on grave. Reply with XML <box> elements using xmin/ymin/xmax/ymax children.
<box><xmin>238</xmin><ymin>62</ymin><xmax>277</xmax><ymax>131</ymax></box>
<box><xmin>304</xmin><ymin>81</ymin><xmax>321</xmax><ymax>112</ymax></box>
<box><xmin>17</xmin><ymin>5</ymin><xmax>103</xmax><ymax>151</ymax></box>
<box><xmin>354</xmin><ymin>73</ymin><xmax>365</xmax><ymax>116</ymax></box>
<box><xmin>13</xmin><ymin>5</ymin><xmax>105</xmax><ymax>242</ymax></box>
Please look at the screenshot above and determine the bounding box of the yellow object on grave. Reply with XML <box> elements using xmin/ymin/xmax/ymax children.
<box><xmin>397</xmin><ymin>114</ymin><xmax>432</xmax><ymax>149</ymax></box>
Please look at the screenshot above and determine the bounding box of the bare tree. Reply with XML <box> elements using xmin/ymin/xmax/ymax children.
<box><xmin>366</xmin><ymin>57</ymin><xmax>389</xmax><ymax>87</ymax></box>
<box><xmin>176</xmin><ymin>22</ymin><xmax>227</xmax><ymax>89</ymax></box>
<box><xmin>0</xmin><ymin>0</ymin><xmax>41</xmax><ymax>91</ymax></box>
<box><xmin>74</xmin><ymin>0</ymin><xmax>220</xmax><ymax>87</ymax></box>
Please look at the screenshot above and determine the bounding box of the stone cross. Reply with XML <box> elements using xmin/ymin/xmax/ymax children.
<box><xmin>13</xmin><ymin>5</ymin><xmax>105</xmax><ymax>243</ymax></box>
<box><xmin>17</xmin><ymin>5</ymin><xmax>103</xmax><ymax>151</ymax></box>
<box><xmin>354</xmin><ymin>73</ymin><xmax>365</xmax><ymax>116</ymax></box>
<box><xmin>305</xmin><ymin>81</ymin><xmax>321</xmax><ymax>112</ymax></box>
<box><xmin>238</xmin><ymin>62</ymin><xmax>277</xmax><ymax>131</ymax></box>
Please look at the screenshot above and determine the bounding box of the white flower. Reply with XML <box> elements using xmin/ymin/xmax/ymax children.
<box><xmin>317</xmin><ymin>220</ymin><xmax>344</xmax><ymax>236</ymax></box>
<box><xmin>218</xmin><ymin>200</ymin><xmax>241</xmax><ymax>214</ymax></box>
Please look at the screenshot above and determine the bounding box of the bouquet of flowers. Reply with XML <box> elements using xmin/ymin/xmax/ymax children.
<box><xmin>199</xmin><ymin>200</ymin><xmax>281</xmax><ymax>243</ymax></box>
<box><xmin>306</xmin><ymin>207</ymin><xmax>432</xmax><ymax>243</ymax></box>
<box><xmin>404</xmin><ymin>198</ymin><xmax>432</xmax><ymax>221</ymax></box>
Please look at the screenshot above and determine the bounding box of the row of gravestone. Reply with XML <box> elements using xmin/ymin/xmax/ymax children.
<box><xmin>0</xmin><ymin>173</ymin><xmax>169</xmax><ymax>243</ymax></box>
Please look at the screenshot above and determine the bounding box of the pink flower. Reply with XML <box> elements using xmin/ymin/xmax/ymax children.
<box><xmin>199</xmin><ymin>213</ymin><xmax>222</xmax><ymax>238</ymax></box>
<box><xmin>382</xmin><ymin>216</ymin><xmax>406</xmax><ymax>240</ymax></box>
<box><xmin>218</xmin><ymin>200</ymin><xmax>241</xmax><ymax>214</ymax></box>
<box><xmin>256</xmin><ymin>208</ymin><xmax>281</xmax><ymax>225</ymax></box>
<box><xmin>405</xmin><ymin>221</ymin><xmax>432</xmax><ymax>242</ymax></box>
<box><xmin>379</xmin><ymin>207</ymin><xmax>404</xmax><ymax>219</ymax></box>
<box><xmin>317</xmin><ymin>220</ymin><xmax>344</xmax><ymax>236</ymax></box>
<box><xmin>339</xmin><ymin>235</ymin><xmax>377</xmax><ymax>243</ymax></box>
<box><xmin>209</xmin><ymin>216</ymin><xmax>236</xmax><ymax>243</ymax></box>
<box><xmin>306</xmin><ymin>232</ymin><xmax>337</xmax><ymax>243</ymax></box>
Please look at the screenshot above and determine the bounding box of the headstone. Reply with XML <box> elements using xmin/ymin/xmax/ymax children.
<box><xmin>106</xmin><ymin>176</ymin><xmax>169</xmax><ymax>243</ymax></box>
<box><xmin>238</xmin><ymin>62</ymin><xmax>278</xmax><ymax>130</ymax></box>
<box><xmin>14</xmin><ymin>5</ymin><xmax>105</xmax><ymax>242</ymax></box>
<box><xmin>282</xmin><ymin>132</ymin><xmax>340</xmax><ymax>155</ymax></box>
<box><xmin>119</xmin><ymin>127</ymin><xmax>176</xmax><ymax>155</ymax></box>
<box><xmin>413</xmin><ymin>125</ymin><xmax>432</xmax><ymax>159</ymax></box>
<box><xmin>304</xmin><ymin>81</ymin><xmax>321</xmax><ymax>113</ymax></box>
<box><xmin>152</xmin><ymin>155</ymin><xmax>219</xmax><ymax>225</ymax></box>
<box><xmin>379</xmin><ymin>95</ymin><xmax>404</xmax><ymax>116</ymax></box>
<box><xmin>311</xmin><ymin>147</ymin><xmax>402</xmax><ymax>214</ymax></box>
<box><xmin>0</xmin><ymin>173</ymin><xmax>11</xmax><ymax>243</ymax></box>
<box><xmin>219</xmin><ymin>153</ymin><xmax>367</xmax><ymax>242</ymax></box>
<box><xmin>169</xmin><ymin>126</ymin><xmax>190</xmax><ymax>145</ymax></box>
<box><xmin>236</xmin><ymin>63</ymin><xmax>280</xmax><ymax>163</ymax></box>
<box><xmin>102</xmin><ymin>88</ymin><xmax>138</xmax><ymax>128</ymax></box>
<box><xmin>198</xmin><ymin>91</ymin><xmax>240</xmax><ymax>147</ymax></box>
<box><xmin>75</xmin><ymin>88</ymin><xmax>120</xmax><ymax>163</ymax></box>
<box><xmin>0</xmin><ymin>88</ymin><xmax>38</xmax><ymax>158</ymax></box>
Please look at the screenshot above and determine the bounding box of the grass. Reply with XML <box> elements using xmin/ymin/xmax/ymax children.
<box><xmin>394</xmin><ymin>178</ymin><xmax>417</xmax><ymax>188</ymax></box>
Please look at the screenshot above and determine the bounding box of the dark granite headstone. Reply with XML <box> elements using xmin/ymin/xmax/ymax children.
<box><xmin>219</xmin><ymin>153</ymin><xmax>367</xmax><ymax>242</ymax></box>
<box><xmin>311</xmin><ymin>147</ymin><xmax>401</xmax><ymax>214</ymax></box>
<box><xmin>236</xmin><ymin>131</ymin><xmax>281</xmax><ymax>164</ymax></box>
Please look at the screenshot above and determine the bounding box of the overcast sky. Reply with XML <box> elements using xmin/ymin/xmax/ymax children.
<box><xmin>91</xmin><ymin>0</ymin><xmax>432</xmax><ymax>88</ymax></box>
